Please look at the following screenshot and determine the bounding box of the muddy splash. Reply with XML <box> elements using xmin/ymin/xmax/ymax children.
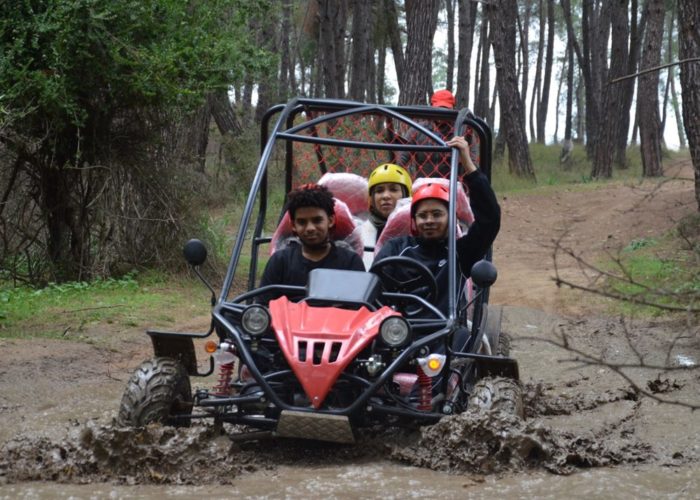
<box><xmin>0</xmin><ymin>401</ymin><xmax>654</xmax><ymax>486</ymax></box>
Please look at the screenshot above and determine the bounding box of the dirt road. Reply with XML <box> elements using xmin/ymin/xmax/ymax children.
<box><xmin>1</xmin><ymin>159</ymin><xmax>698</xmax><ymax>497</ymax></box>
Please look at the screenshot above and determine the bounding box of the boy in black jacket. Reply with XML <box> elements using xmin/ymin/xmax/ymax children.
<box><xmin>259</xmin><ymin>184</ymin><xmax>364</xmax><ymax>299</ymax></box>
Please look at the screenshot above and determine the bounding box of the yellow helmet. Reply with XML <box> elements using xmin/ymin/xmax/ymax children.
<box><xmin>367</xmin><ymin>163</ymin><xmax>412</xmax><ymax>196</ymax></box>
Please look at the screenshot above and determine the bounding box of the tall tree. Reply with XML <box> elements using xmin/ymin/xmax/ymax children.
<box><xmin>591</xmin><ymin>0</ymin><xmax>629</xmax><ymax>179</ymax></box>
<box><xmin>385</xmin><ymin>0</ymin><xmax>406</xmax><ymax>86</ymax></box>
<box><xmin>474</xmin><ymin>14</ymin><xmax>491</xmax><ymax>118</ymax></box>
<box><xmin>529</xmin><ymin>0</ymin><xmax>543</xmax><ymax>141</ymax></box>
<box><xmin>561</xmin><ymin>0</ymin><xmax>600</xmax><ymax>153</ymax></box>
<box><xmin>400</xmin><ymin>0</ymin><xmax>441</xmax><ymax>104</ymax></box>
<box><xmin>536</xmin><ymin>0</ymin><xmax>556</xmax><ymax>144</ymax></box>
<box><xmin>445</xmin><ymin>0</ymin><xmax>456</xmax><ymax>91</ymax></box>
<box><xmin>666</xmin><ymin>6</ymin><xmax>686</xmax><ymax>148</ymax></box>
<box><xmin>278</xmin><ymin>0</ymin><xmax>293</xmax><ymax>102</ymax></box>
<box><xmin>486</xmin><ymin>0</ymin><xmax>535</xmax><ymax>178</ymax></box>
<box><xmin>637</xmin><ymin>0</ymin><xmax>665</xmax><ymax>177</ymax></box>
<box><xmin>349</xmin><ymin>0</ymin><xmax>372</xmax><ymax>101</ymax></box>
<box><xmin>455</xmin><ymin>0</ymin><xmax>478</xmax><ymax>107</ymax></box>
<box><xmin>615</xmin><ymin>0</ymin><xmax>646</xmax><ymax>168</ymax></box>
<box><xmin>318</xmin><ymin>0</ymin><xmax>347</xmax><ymax>98</ymax></box>
<box><xmin>255</xmin><ymin>8</ymin><xmax>279</xmax><ymax>122</ymax></box>
<box><xmin>678</xmin><ymin>0</ymin><xmax>700</xmax><ymax>211</ymax></box>
<box><xmin>561</xmin><ymin>35</ymin><xmax>576</xmax><ymax>164</ymax></box>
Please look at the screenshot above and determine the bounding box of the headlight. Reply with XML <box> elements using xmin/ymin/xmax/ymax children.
<box><xmin>379</xmin><ymin>316</ymin><xmax>411</xmax><ymax>348</ymax></box>
<box><xmin>241</xmin><ymin>305</ymin><xmax>270</xmax><ymax>336</ymax></box>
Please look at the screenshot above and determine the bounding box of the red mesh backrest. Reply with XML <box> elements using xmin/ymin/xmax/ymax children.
<box><xmin>288</xmin><ymin>111</ymin><xmax>482</xmax><ymax>189</ymax></box>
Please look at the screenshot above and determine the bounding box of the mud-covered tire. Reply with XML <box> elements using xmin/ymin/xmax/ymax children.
<box><xmin>117</xmin><ymin>357</ymin><xmax>192</xmax><ymax>427</ymax></box>
<box><xmin>481</xmin><ymin>305</ymin><xmax>509</xmax><ymax>356</ymax></box>
<box><xmin>468</xmin><ymin>376</ymin><xmax>524</xmax><ymax>419</ymax></box>
<box><xmin>496</xmin><ymin>331</ymin><xmax>511</xmax><ymax>357</ymax></box>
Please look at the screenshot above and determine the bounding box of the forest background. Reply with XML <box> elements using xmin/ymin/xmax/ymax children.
<box><xmin>1</xmin><ymin>0</ymin><xmax>699</xmax><ymax>287</ymax></box>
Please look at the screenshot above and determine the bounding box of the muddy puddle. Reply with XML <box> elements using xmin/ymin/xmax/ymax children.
<box><xmin>0</xmin><ymin>383</ymin><xmax>669</xmax><ymax>492</ymax></box>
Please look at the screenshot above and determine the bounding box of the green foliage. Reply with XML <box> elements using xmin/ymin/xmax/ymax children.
<box><xmin>0</xmin><ymin>0</ymin><xmax>271</xmax><ymax>129</ymax></box>
<box><xmin>0</xmin><ymin>271</ymin><xmax>195</xmax><ymax>339</ymax></box>
<box><xmin>0</xmin><ymin>0</ymin><xmax>276</xmax><ymax>284</ymax></box>
<box><xmin>601</xmin><ymin>220</ymin><xmax>700</xmax><ymax>317</ymax></box>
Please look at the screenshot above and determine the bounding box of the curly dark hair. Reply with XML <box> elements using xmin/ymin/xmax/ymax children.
<box><xmin>286</xmin><ymin>183</ymin><xmax>335</xmax><ymax>219</ymax></box>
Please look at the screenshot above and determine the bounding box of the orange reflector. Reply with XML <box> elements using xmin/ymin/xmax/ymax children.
<box><xmin>428</xmin><ymin>358</ymin><xmax>441</xmax><ymax>371</ymax></box>
<box><xmin>205</xmin><ymin>340</ymin><xmax>218</xmax><ymax>353</ymax></box>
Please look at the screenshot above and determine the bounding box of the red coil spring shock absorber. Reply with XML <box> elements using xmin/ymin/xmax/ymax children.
<box><xmin>212</xmin><ymin>362</ymin><xmax>234</xmax><ymax>396</ymax></box>
<box><xmin>417</xmin><ymin>366</ymin><xmax>432</xmax><ymax>411</ymax></box>
<box><xmin>211</xmin><ymin>345</ymin><xmax>236</xmax><ymax>396</ymax></box>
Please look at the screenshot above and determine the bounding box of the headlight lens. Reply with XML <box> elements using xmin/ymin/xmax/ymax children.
<box><xmin>379</xmin><ymin>316</ymin><xmax>411</xmax><ymax>347</ymax></box>
<box><xmin>241</xmin><ymin>305</ymin><xmax>270</xmax><ymax>336</ymax></box>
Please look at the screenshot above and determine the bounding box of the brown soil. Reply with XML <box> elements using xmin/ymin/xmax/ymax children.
<box><xmin>1</xmin><ymin>159</ymin><xmax>698</xmax><ymax>488</ymax></box>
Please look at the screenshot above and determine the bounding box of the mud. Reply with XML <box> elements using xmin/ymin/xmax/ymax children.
<box><xmin>0</xmin><ymin>159</ymin><xmax>698</xmax><ymax>495</ymax></box>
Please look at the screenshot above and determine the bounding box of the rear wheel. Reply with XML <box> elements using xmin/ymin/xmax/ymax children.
<box><xmin>480</xmin><ymin>305</ymin><xmax>510</xmax><ymax>356</ymax></box>
<box><xmin>117</xmin><ymin>357</ymin><xmax>192</xmax><ymax>427</ymax></box>
<box><xmin>468</xmin><ymin>376</ymin><xmax>523</xmax><ymax>418</ymax></box>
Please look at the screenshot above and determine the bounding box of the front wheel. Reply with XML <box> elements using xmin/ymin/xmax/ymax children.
<box><xmin>468</xmin><ymin>376</ymin><xmax>523</xmax><ymax>418</ymax></box>
<box><xmin>117</xmin><ymin>357</ymin><xmax>193</xmax><ymax>427</ymax></box>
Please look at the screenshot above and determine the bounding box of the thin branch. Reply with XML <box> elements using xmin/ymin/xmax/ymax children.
<box><xmin>519</xmin><ymin>336</ymin><xmax>699</xmax><ymax>411</ymax></box>
<box><xmin>610</xmin><ymin>57</ymin><xmax>700</xmax><ymax>84</ymax></box>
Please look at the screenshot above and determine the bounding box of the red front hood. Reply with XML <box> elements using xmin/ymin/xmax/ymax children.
<box><xmin>269</xmin><ymin>296</ymin><xmax>400</xmax><ymax>409</ymax></box>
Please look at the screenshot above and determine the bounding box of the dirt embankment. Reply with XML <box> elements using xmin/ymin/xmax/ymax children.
<box><xmin>0</xmin><ymin>159</ymin><xmax>698</xmax><ymax>487</ymax></box>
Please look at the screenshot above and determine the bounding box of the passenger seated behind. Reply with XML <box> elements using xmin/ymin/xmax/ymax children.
<box><xmin>358</xmin><ymin>163</ymin><xmax>412</xmax><ymax>269</ymax></box>
<box><xmin>259</xmin><ymin>184</ymin><xmax>365</xmax><ymax>301</ymax></box>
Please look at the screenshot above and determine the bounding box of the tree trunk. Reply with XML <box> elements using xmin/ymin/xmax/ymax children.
<box><xmin>278</xmin><ymin>0</ymin><xmax>292</xmax><ymax>102</ymax></box>
<box><xmin>255</xmin><ymin>11</ymin><xmax>278</xmax><ymax>122</ymax></box>
<box><xmin>561</xmin><ymin>0</ymin><xmax>600</xmax><ymax>155</ymax></box>
<box><xmin>445</xmin><ymin>0</ymin><xmax>456</xmax><ymax>91</ymax></box>
<box><xmin>678</xmin><ymin>0</ymin><xmax>700</xmax><ymax>211</ymax></box>
<box><xmin>519</xmin><ymin>0</ymin><xmax>531</xmax><ymax>104</ymax></box>
<box><xmin>670</xmin><ymin>68</ymin><xmax>686</xmax><ymax>148</ymax></box>
<box><xmin>615</xmin><ymin>0</ymin><xmax>646</xmax><ymax>168</ymax></box>
<box><xmin>456</xmin><ymin>0</ymin><xmax>477</xmax><ymax>107</ymax></box>
<box><xmin>400</xmin><ymin>0</ymin><xmax>440</xmax><ymax>105</ymax></box>
<box><xmin>667</xmin><ymin>6</ymin><xmax>686</xmax><ymax>148</ymax></box>
<box><xmin>592</xmin><ymin>0</ymin><xmax>629</xmax><ymax>179</ymax></box>
<box><xmin>637</xmin><ymin>0</ymin><xmax>665</xmax><ymax>177</ymax></box>
<box><xmin>318</xmin><ymin>0</ymin><xmax>347</xmax><ymax>98</ymax></box>
<box><xmin>377</xmin><ymin>28</ymin><xmax>387</xmax><ymax>103</ymax></box>
<box><xmin>487</xmin><ymin>0</ymin><xmax>535</xmax><ymax>179</ymax></box>
<box><xmin>385</xmin><ymin>0</ymin><xmax>405</xmax><ymax>86</ymax></box>
<box><xmin>536</xmin><ymin>0</ymin><xmax>555</xmax><ymax>144</ymax></box>
<box><xmin>208</xmin><ymin>92</ymin><xmax>242</xmax><ymax>137</ymax></box>
<box><xmin>474</xmin><ymin>15</ymin><xmax>491</xmax><ymax>118</ymax></box>
<box><xmin>349</xmin><ymin>0</ymin><xmax>372</xmax><ymax>101</ymax></box>
<box><xmin>528</xmin><ymin>0</ymin><xmax>542</xmax><ymax>142</ymax></box>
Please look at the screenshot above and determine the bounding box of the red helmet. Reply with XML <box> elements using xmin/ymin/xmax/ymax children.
<box><xmin>410</xmin><ymin>182</ymin><xmax>450</xmax><ymax>217</ymax></box>
<box><xmin>409</xmin><ymin>183</ymin><xmax>450</xmax><ymax>236</ymax></box>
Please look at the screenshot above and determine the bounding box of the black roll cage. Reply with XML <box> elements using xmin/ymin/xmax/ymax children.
<box><xmin>218</xmin><ymin>97</ymin><xmax>494</xmax><ymax>326</ymax></box>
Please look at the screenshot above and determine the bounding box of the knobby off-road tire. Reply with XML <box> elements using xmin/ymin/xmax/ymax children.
<box><xmin>468</xmin><ymin>376</ymin><xmax>524</xmax><ymax>419</ymax></box>
<box><xmin>117</xmin><ymin>357</ymin><xmax>193</xmax><ymax>428</ymax></box>
<box><xmin>480</xmin><ymin>304</ymin><xmax>510</xmax><ymax>356</ymax></box>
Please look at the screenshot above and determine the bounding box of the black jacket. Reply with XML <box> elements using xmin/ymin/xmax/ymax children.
<box><xmin>374</xmin><ymin>170</ymin><xmax>500</xmax><ymax>315</ymax></box>
<box><xmin>259</xmin><ymin>240</ymin><xmax>365</xmax><ymax>301</ymax></box>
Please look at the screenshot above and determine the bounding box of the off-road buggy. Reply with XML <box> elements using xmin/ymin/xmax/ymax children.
<box><xmin>117</xmin><ymin>98</ymin><xmax>521</xmax><ymax>443</ymax></box>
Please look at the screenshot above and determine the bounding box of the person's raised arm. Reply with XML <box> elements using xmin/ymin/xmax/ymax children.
<box><xmin>447</xmin><ymin>136</ymin><xmax>501</xmax><ymax>277</ymax></box>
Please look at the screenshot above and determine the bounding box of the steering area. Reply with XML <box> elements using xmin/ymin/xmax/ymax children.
<box><xmin>369</xmin><ymin>256</ymin><xmax>438</xmax><ymax>316</ymax></box>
